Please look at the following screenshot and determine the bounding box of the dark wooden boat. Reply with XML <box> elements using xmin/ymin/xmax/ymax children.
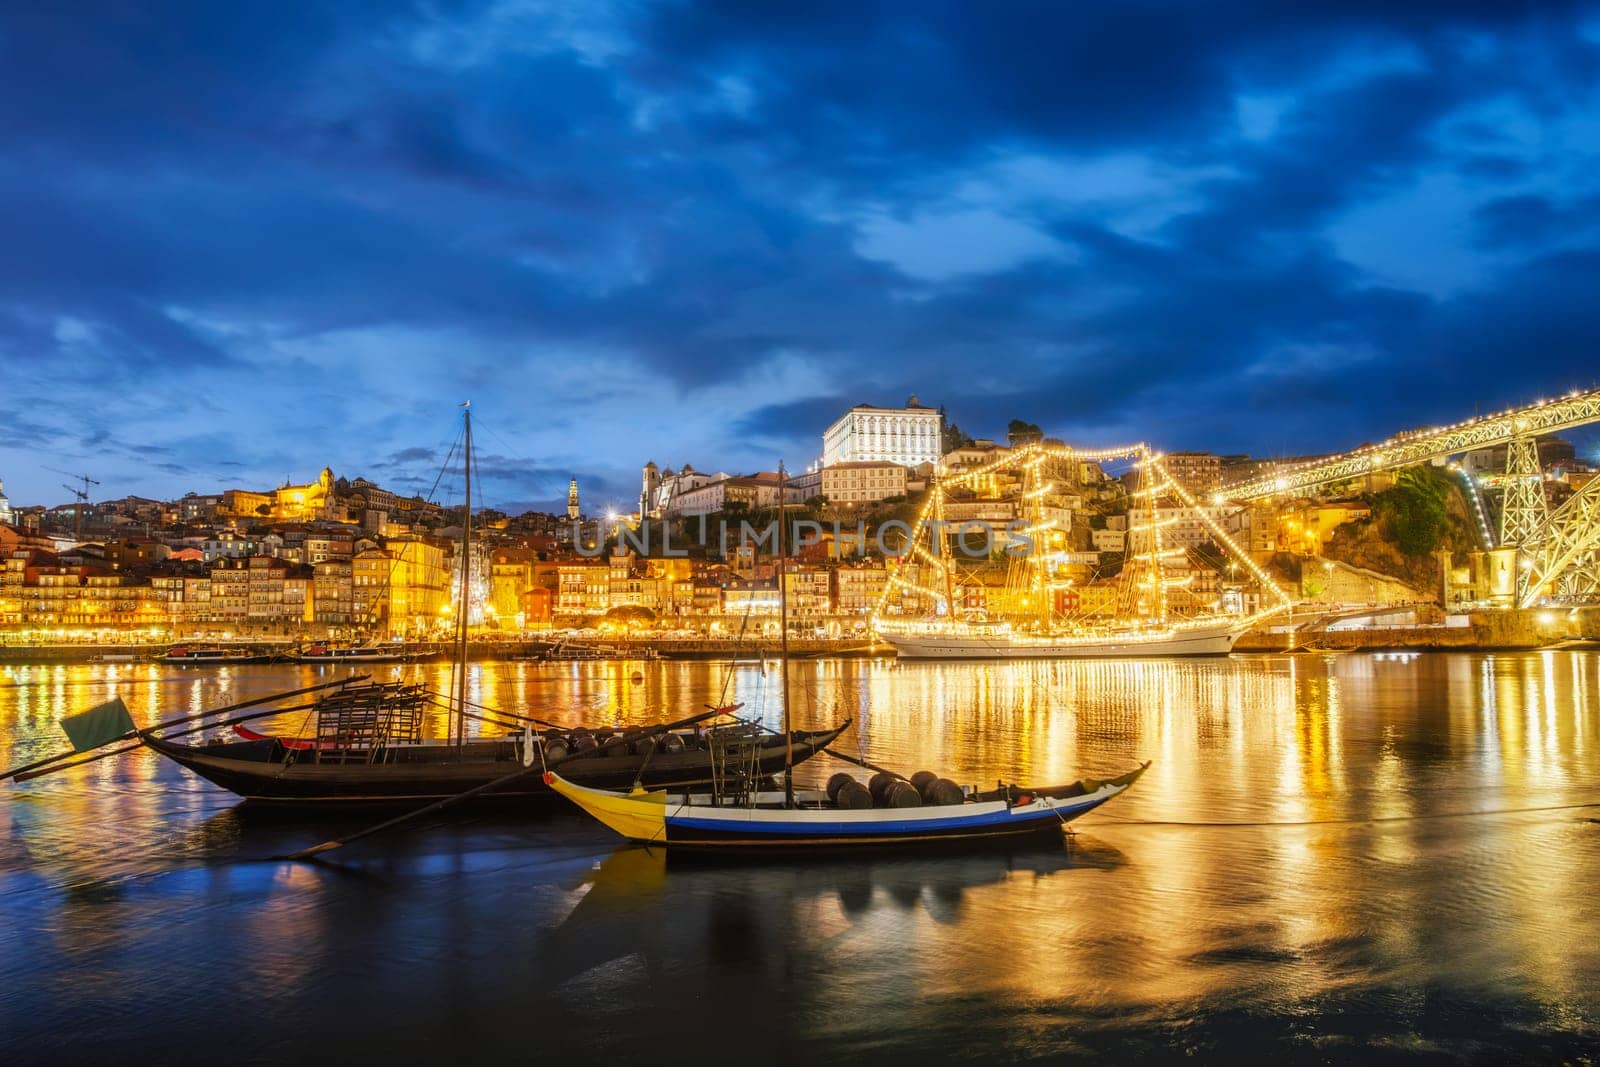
<box><xmin>140</xmin><ymin>681</ymin><xmax>848</xmax><ymax>805</ymax></box>
<box><xmin>294</xmin><ymin>643</ymin><xmax>441</xmax><ymax>664</ymax></box>
<box><xmin>157</xmin><ymin>645</ymin><xmax>286</xmax><ymax>666</ymax></box>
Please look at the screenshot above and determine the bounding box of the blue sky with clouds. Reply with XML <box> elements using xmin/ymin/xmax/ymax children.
<box><xmin>2</xmin><ymin>2</ymin><xmax>1599</xmax><ymax>514</ymax></box>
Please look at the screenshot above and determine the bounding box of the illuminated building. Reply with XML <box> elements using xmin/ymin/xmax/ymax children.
<box><xmin>781</xmin><ymin>567</ymin><xmax>832</xmax><ymax>618</ymax></box>
<box><xmin>384</xmin><ymin>538</ymin><xmax>449</xmax><ymax>635</ymax></box>
<box><xmin>0</xmin><ymin>477</ymin><xmax>12</xmax><ymax>525</ymax></box>
<box><xmin>271</xmin><ymin>467</ymin><xmax>336</xmax><ymax>522</ymax></box>
<box><xmin>723</xmin><ymin>577</ymin><xmax>779</xmax><ymax>616</ymax></box>
<box><xmin>822</xmin><ymin>396</ymin><xmax>942</xmax><ymax>468</ymax></box>
<box><xmin>1278</xmin><ymin>501</ymin><xmax>1372</xmax><ymax>556</ymax></box>
<box><xmin>819</xmin><ymin>462</ymin><xmax>909</xmax><ymax>506</ymax></box>
<box><xmin>1163</xmin><ymin>452</ymin><xmax>1222</xmax><ymax>495</ymax></box>
<box><xmin>835</xmin><ymin>564</ymin><xmax>887</xmax><ymax>615</ymax></box>
<box><xmin>314</xmin><ymin>559</ymin><xmax>354</xmax><ymax>625</ymax></box>
<box><xmin>557</xmin><ymin>561</ymin><xmax>609</xmax><ymax>615</ymax></box>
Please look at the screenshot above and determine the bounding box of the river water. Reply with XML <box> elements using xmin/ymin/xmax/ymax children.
<box><xmin>2</xmin><ymin>652</ymin><xmax>1599</xmax><ymax>1063</ymax></box>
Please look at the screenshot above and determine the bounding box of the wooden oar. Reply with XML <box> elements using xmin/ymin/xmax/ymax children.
<box><xmin>281</xmin><ymin>761</ymin><xmax>550</xmax><ymax>861</ymax></box>
<box><xmin>820</xmin><ymin>746</ymin><xmax>909</xmax><ymax>782</ymax></box>
<box><xmin>277</xmin><ymin>706</ymin><xmax>728</xmax><ymax>862</ymax></box>
<box><xmin>13</xmin><ymin>743</ymin><xmax>144</xmax><ymax>781</ymax></box>
<box><xmin>14</xmin><ymin>701</ymin><xmax>322</xmax><ymax>781</ymax></box>
<box><xmin>1</xmin><ymin>675</ymin><xmax>371</xmax><ymax>783</ymax></box>
<box><xmin>422</xmin><ymin>694</ymin><xmax>566</xmax><ymax>732</ymax></box>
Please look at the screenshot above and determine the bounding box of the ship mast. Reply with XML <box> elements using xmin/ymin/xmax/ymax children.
<box><xmin>934</xmin><ymin>470</ymin><xmax>956</xmax><ymax>624</ymax></box>
<box><xmin>777</xmin><ymin>461</ymin><xmax>794</xmax><ymax>808</ymax></box>
<box><xmin>1029</xmin><ymin>451</ymin><xmax>1049</xmax><ymax>628</ymax></box>
<box><xmin>454</xmin><ymin>403</ymin><xmax>473</xmax><ymax>751</ymax></box>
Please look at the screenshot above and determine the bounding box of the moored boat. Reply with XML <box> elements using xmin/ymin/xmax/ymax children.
<box><xmin>157</xmin><ymin>645</ymin><xmax>286</xmax><ymax>666</ymax></box>
<box><xmin>879</xmin><ymin>618</ymin><xmax>1244</xmax><ymax>659</ymax></box>
<box><xmin>141</xmin><ymin>696</ymin><xmax>849</xmax><ymax>805</ymax></box>
<box><xmin>295</xmin><ymin>643</ymin><xmax>441</xmax><ymax>664</ymax></box>
<box><xmin>545</xmin><ymin>762</ymin><xmax>1149</xmax><ymax>850</ymax></box>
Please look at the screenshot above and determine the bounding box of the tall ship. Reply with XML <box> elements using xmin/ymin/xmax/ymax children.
<box><xmin>872</xmin><ymin>441</ymin><xmax>1292</xmax><ymax>660</ymax></box>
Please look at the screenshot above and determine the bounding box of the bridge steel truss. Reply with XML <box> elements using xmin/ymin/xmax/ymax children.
<box><xmin>1219</xmin><ymin>388</ymin><xmax>1600</xmax><ymax>503</ymax></box>
<box><xmin>1214</xmin><ymin>386</ymin><xmax>1600</xmax><ymax>606</ymax></box>
<box><xmin>1520</xmin><ymin>473</ymin><xmax>1600</xmax><ymax>608</ymax></box>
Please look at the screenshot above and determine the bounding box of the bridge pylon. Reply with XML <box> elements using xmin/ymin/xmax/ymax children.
<box><xmin>1498</xmin><ymin>437</ymin><xmax>1548</xmax><ymax>549</ymax></box>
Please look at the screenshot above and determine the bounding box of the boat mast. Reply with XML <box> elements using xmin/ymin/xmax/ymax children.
<box><xmin>454</xmin><ymin>402</ymin><xmax>473</xmax><ymax>751</ymax></box>
<box><xmin>1030</xmin><ymin>450</ymin><xmax>1049</xmax><ymax>628</ymax></box>
<box><xmin>935</xmin><ymin>469</ymin><xmax>956</xmax><ymax>625</ymax></box>
<box><xmin>777</xmin><ymin>461</ymin><xmax>794</xmax><ymax>808</ymax></box>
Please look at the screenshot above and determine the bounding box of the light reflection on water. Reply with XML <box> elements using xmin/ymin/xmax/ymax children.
<box><xmin>3</xmin><ymin>652</ymin><xmax>1600</xmax><ymax>1062</ymax></box>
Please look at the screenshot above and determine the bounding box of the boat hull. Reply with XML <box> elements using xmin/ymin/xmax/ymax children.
<box><xmin>142</xmin><ymin>725</ymin><xmax>848</xmax><ymax>806</ymax></box>
<box><xmin>546</xmin><ymin>763</ymin><xmax>1148</xmax><ymax>851</ymax></box>
<box><xmin>880</xmin><ymin>621</ymin><xmax>1242</xmax><ymax>659</ymax></box>
<box><xmin>295</xmin><ymin>650</ymin><xmax>442</xmax><ymax>664</ymax></box>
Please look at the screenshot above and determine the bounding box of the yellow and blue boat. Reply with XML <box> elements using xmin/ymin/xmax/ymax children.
<box><xmin>544</xmin><ymin>762</ymin><xmax>1148</xmax><ymax>850</ymax></box>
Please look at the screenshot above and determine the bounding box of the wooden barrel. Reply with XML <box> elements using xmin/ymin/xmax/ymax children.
<box><xmin>925</xmin><ymin>778</ymin><xmax>964</xmax><ymax>806</ymax></box>
<box><xmin>883</xmin><ymin>781</ymin><xmax>923</xmax><ymax>808</ymax></box>
<box><xmin>570</xmin><ymin>734</ymin><xmax>598</xmax><ymax>753</ymax></box>
<box><xmin>835</xmin><ymin>780</ymin><xmax>873</xmax><ymax>809</ymax></box>
<box><xmin>910</xmin><ymin>770</ymin><xmax>938</xmax><ymax>795</ymax></box>
<box><xmin>544</xmin><ymin>740</ymin><xmax>570</xmax><ymax>762</ymax></box>
<box><xmin>868</xmin><ymin>771</ymin><xmax>900</xmax><ymax>804</ymax></box>
<box><xmin>826</xmin><ymin>772</ymin><xmax>857</xmax><ymax>802</ymax></box>
<box><xmin>658</xmin><ymin>733</ymin><xmax>685</xmax><ymax>754</ymax></box>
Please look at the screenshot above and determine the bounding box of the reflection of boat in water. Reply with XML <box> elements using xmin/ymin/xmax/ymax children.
<box><xmin>157</xmin><ymin>645</ymin><xmax>287</xmax><ymax>666</ymax></box>
<box><xmin>294</xmin><ymin>643</ymin><xmax>441</xmax><ymax>664</ymax></box>
<box><xmin>540</xmin><ymin>838</ymin><xmax>1129</xmax><ymax>983</ymax></box>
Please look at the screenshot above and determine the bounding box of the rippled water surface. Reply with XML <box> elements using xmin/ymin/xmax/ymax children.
<box><xmin>3</xmin><ymin>653</ymin><xmax>1600</xmax><ymax>1064</ymax></box>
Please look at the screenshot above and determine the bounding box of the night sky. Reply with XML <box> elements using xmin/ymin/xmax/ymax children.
<box><xmin>3</xmin><ymin>3</ymin><xmax>1599</xmax><ymax>514</ymax></box>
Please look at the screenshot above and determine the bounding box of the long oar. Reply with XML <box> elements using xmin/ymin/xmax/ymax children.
<box><xmin>13</xmin><ymin>701</ymin><xmax>321</xmax><ymax>782</ymax></box>
<box><xmin>820</xmin><ymin>746</ymin><xmax>909</xmax><ymax>782</ymax></box>
<box><xmin>2</xmin><ymin>675</ymin><xmax>370</xmax><ymax>783</ymax></box>
<box><xmin>278</xmin><ymin>706</ymin><xmax>729</xmax><ymax>862</ymax></box>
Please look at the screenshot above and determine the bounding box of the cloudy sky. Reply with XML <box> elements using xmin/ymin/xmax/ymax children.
<box><xmin>3</xmin><ymin>2</ymin><xmax>1599</xmax><ymax>514</ymax></box>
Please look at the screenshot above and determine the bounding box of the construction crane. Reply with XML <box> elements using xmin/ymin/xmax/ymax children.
<box><xmin>43</xmin><ymin>466</ymin><xmax>100</xmax><ymax>543</ymax></box>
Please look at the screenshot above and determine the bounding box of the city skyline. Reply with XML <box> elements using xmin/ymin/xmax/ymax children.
<box><xmin>4</xmin><ymin>4</ymin><xmax>1600</xmax><ymax>512</ymax></box>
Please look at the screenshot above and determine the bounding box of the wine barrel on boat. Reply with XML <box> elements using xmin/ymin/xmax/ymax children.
<box><xmin>910</xmin><ymin>770</ymin><xmax>938</xmax><ymax>794</ymax></box>
<box><xmin>826</xmin><ymin>772</ymin><xmax>856</xmax><ymax>802</ymax></box>
<box><xmin>923</xmin><ymin>778</ymin><xmax>964</xmax><ymax>805</ymax></box>
<box><xmin>868</xmin><ymin>771</ymin><xmax>900</xmax><ymax>804</ymax></box>
<box><xmin>882</xmin><ymin>780</ymin><xmax>922</xmax><ymax>807</ymax></box>
<box><xmin>835</xmin><ymin>780</ymin><xmax>872</xmax><ymax>809</ymax></box>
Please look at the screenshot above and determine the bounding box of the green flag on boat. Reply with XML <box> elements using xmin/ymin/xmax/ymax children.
<box><xmin>60</xmin><ymin>697</ymin><xmax>136</xmax><ymax>753</ymax></box>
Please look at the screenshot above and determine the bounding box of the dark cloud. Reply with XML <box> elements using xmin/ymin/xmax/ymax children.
<box><xmin>1</xmin><ymin>1</ymin><xmax>1599</xmax><ymax>506</ymax></box>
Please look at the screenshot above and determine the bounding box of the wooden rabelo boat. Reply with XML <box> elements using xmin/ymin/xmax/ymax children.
<box><xmin>550</xmin><ymin>459</ymin><xmax>1150</xmax><ymax>850</ymax></box>
<box><xmin>140</xmin><ymin>680</ymin><xmax>848</xmax><ymax>805</ymax></box>
<box><xmin>546</xmin><ymin>763</ymin><xmax>1146</xmax><ymax>850</ymax></box>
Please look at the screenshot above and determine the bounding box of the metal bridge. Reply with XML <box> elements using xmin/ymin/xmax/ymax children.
<box><xmin>1218</xmin><ymin>386</ymin><xmax>1600</xmax><ymax>608</ymax></box>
